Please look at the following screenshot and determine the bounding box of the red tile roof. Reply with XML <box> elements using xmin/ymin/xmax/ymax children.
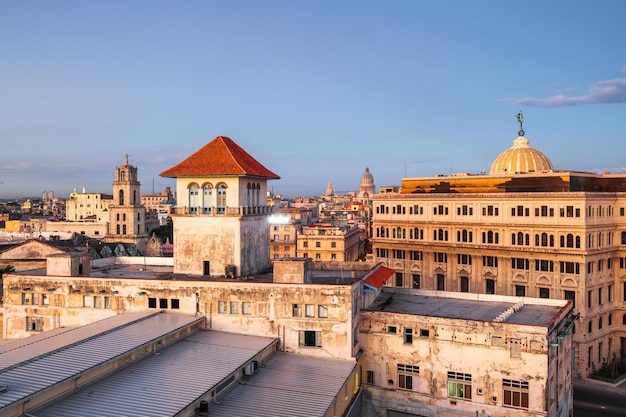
<box><xmin>363</xmin><ymin>265</ymin><xmax>395</xmax><ymax>289</ymax></box>
<box><xmin>160</xmin><ymin>136</ymin><xmax>280</xmax><ymax>179</ymax></box>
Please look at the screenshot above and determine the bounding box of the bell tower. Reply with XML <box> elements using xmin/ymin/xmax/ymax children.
<box><xmin>106</xmin><ymin>155</ymin><xmax>148</xmax><ymax>246</ymax></box>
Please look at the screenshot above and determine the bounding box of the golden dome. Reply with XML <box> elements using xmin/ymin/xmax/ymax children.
<box><xmin>489</xmin><ymin>135</ymin><xmax>553</xmax><ymax>175</ymax></box>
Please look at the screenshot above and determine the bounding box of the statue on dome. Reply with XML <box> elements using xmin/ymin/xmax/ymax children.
<box><xmin>516</xmin><ymin>111</ymin><xmax>525</xmax><ymax>136</ymax></box>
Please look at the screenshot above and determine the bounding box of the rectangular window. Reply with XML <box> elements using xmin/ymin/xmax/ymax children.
<box><xmin>395</xmin><ymin>272</ymin><xmax>403</xmax><ymax>287</ymax></box>
<box><xmin>515</xmin><ymin>285</ymin><xmax>526</xmax><ymax>297</ymax></box>
<box><xmin>331</xmin><ymin>242</ymin><xmax>336</xmax><ymax>248</ymax></box>
<box><xmin>503</xmin><ymin>379</ymin><xmax>529</xmax><ymax>409</ymax></box>
<box><xmin>420</xmin><ymin>329</ymin><xmax>430</xmax><ymax>338</ymax></box>
<box><xmin>539</xmin><ymin>288</ymin><xmax>550</xmax><ymax>299</ymax></box>
<box><xmin>460</xmin><ymin>276</ymin><xmax>469</xmax><ymax>292</ymax></box>
<box><xmin>83</xmin><ymin>295</ymin><xmax>93</xmax><ymax>307</ymax></box>
<box><xmin>299</xmin><ymin>330</ymin><xmax>321</xmax><ymax>347</ymax></box>
<box><xmin>315</xmin><ymin>242</ymin><xmax>321</xmax><ymax>248</ymax></box>
<box><xmin>437</xmin><ymin>274</ymin><xmax>445</xmax><ymax>291</ymax></box>
<box><xmin>397</xmin><ymin>364</ymin><xmax>419</xmax><ymax>391</ymax></box>
<box><xmin>218</xmin><ymin>301</ymin><xmax>228</xmax><ymax>314</ymax></box>
<box><xmin>104</xmin><ymin>296</ymin><xmax>112</xmax><ymax>309</ymax></box>
<box><xmin>148</xmin><ymin>297</ymin><xmax>157</xmax><ymax>308</ymax></box>
<box><xmin>26</xmin><ymin>316</ymin><xmax>44</xmax><ymax>332</ymax></box>
<box><xmin>412</xmin><ymin>274</ymin><xmax>421</xmax><ymax>289</ymax></box>
<box><xmin>318</xmin><ymin>305</ymin><xmax>328</xmax><ymax>318</ymax></box>
<box><xmin>403</xmin><ymin>327</ymin><xmax>413</xmax><ymax>344</ymax></box>
<box><xmin>171</xmin><ymin>299</ymin><xmax>180</xmax><ymax>309</ymax></box>
<box><xmin>94</xmin><ymin>296</ymin><xmax>103</xmax><ymax>308</ymax></box>
<box><xmin>242</xmin><ymin>302</ymin><xmax>251</xmax><ymax>315</ymax></box>
<box><xmin>292</xmin><ymin>304</ymin><xmax>300</xmax><ymax>317</ymax></box>
<box><xmin>388</xmin><ymin>325</ymin><xmax>397</xmax><ymax>334</ymax></box>
<box><xmin>42</xmin><ymin>294</ymin><xmax>49</xmax><ymax>306</ymax></box>
<box><xmin>486</xmin><ymin>279</ymin><xmax>495</xmax><ymax>295</ymax></box>
<box><xmin>305</xmin><ymin>304</ymin><xmax>315</xmax><ymax>317</ymax></box>
<box><xmin>230</xmin><ymin>301</ymin><xmax>239</xmax><ymax>314</ymax></box>
<box><xmin>448</xmin><ymin>372</ymin><xmax>472</xmax><ymax>400</ymax></box>
<box><xmin>21</xmin><ymin>293</ymin><xmax>30</xmax><ymax>305</ymax></box>
<box><xmin>159</xmin><ymin>298</ymin><xmax>168</xmax><ymax>309</ymax></box>
<box><xmin>366</xmin><ymin>370</ymin><xmax>375</xmax><ymax>385</ymax></box>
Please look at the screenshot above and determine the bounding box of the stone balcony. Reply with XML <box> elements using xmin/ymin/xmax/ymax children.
<box><xmin>172</xmin><ymin>205</ymin><xmax>274</xmax><ymax>216</ymax></box>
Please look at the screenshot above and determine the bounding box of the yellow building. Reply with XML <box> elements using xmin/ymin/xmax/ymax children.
<box><xmin>370</xmin><ymin>123</ymin><xmax>626</xmax><ymax>376</ymax></box>
<box><xmin>297</xmin><ymin>223</ymin><xmax>363</xmax><ymax>262</ymax></box>
<box><xmin>65</xmin><ymin>188</ymin><xmax>112</xmax><ymax>221</ymax></box>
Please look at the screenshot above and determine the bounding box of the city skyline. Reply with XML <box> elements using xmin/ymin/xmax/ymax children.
<box><xmin>2</xmin><ymin>1</ymin><xmax>626</xmax><ymax>199</ymax></box>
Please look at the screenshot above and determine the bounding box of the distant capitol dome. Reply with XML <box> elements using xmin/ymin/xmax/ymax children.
<box><xmin>359</xmin><ymin>167</ymin><xmax>375</xmax><ymax>197</ymax></box>
<box><xmin>489</xmin><ymin>115</ymin><xmax>553</xmax><ymax>175</ymax></box>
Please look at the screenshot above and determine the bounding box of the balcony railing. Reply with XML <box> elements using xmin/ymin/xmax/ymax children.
<box><xmin>172</xmin><ymin>205</ymin><xmax>274</xmax><ymax>216</ymax></box>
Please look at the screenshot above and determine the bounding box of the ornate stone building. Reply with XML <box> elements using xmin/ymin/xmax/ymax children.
<box><xmin>104</xmin><ymin>156</ymin><xmax>149</xmax><ymax>247</ymax></box>
<box><xmin>370</xmin><ymin>120</ymin><xmax>626</xmax><ymax>376</ymax></box>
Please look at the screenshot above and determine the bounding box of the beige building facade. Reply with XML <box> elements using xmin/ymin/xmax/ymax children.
<box><xmin>360</xmin><ymin>288</ymin><xmax>575</xmax><ymax>417</ymax></box>
<box><xmin>297</xmin><ymin>223</ymin><xmax>363</xmax><ymax>262</ymax></box>
<box><xmin>370</xmin><ymin>127</ymin><xmax>626</xmax><ymax>377</ymax></box>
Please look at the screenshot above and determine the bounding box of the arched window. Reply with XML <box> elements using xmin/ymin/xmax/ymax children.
<box><xmin>255</xmin><ymin>183</ymin><xmax>261</xmax><ymax>207</ymax></box>
<box><xmin>622</xmin><ymin>231</ymin><xmax>626</xmax><ymax>244</ymax></box>
<box><xmin>567</xmin><ymin>234</ymin><xmax>574</xmax><ymax>248</ymax></box>
<box><xmin>116</xmin><ymin>213</ymin><xmax>120</xmax><ymax>221</ymax></box>
<box><xmin>123</xmin><ymin>213</ymin><xmax>126</xmax><ymax>221</ymax></box>
<box><xmin>576</xmin><ymin>236</ymin><xmax>581</xmax><ymax>248</ymax></box>
<box><xmin>119</xmin><ymin>190</ymin><xmax>124</xmax><ymax>205</ymax></box>
<box><xmin>137</xmin><ymin>225</ymin><xmax>140</xmax><ymax>234</ymax></box>
<box><xmin>609</xmin><ymin>313</ymin><xmax>612</xmax><ymax>326</ymax></box>
<box><xmin>511</xmin><ymin>233</ymin><xmax>516</xmax><ymax>245</ymax></box>
<box><xmin>550</xmin><ymin>235</ymin><xmax>554</xmax><ymax>247</ymax></box>
<box><xmin>246</xmin><ymin>183</ymin><xmax>252</xmax><ymax>208</ymax></box>
<box><xmin>202</xmin><ymin>184</ymin><xmax>213</xmax><ymax>214</ymax></box>
<box><xmin>137</xmin><ymin>213</ymin><xmax>141</xmax><ymax>221</ymax></box>
<box><xmin>588</xmin><ymin>320</ymin><xmax>593</xmax><ymax>334</ymax></box>
<box><xmin>123</xmin><ymin>224</ymin><xmax>127</xmax><ymax>235</ymax></box>
<box><xmin>116</xmin><ymin>224</ymin><xmax>120</xmax><ymax>234</ymax></box>
<box><xmin>188</xmin><ymin>184</ymin><xmax>199</xmax><ymax>214</ymax></box>
<box><xmin>535</xmin><ymin>234</ymin><xmax>539</xmax><ymax>246</ymax></box>
<box><xmin>217</xmin><ymin>184</ymin><xmax>227</xmax><ymax>214</ymax></box>
<box><xmin>517</xmin><ymin>232</ymin><xmax>523</xmax><ymax>246</ymax></box>
<box><xmin>541</xmin><ymin>233</ymin><xmax>548</xmax><ymax>247</ymax></box>
<box><xmin>119</xmin><ymin>170</ymin><xmax>125</xmax><ymax>181</ymax></box>
<box><xmin>622</xmin><ymin>314</ymin><xmax>626</xmax><ymax>325</ymax></box>
<box><xmin>133</xmin><ymin>190</ymin><xmax>137</xmax><ymax>205</ymax></box>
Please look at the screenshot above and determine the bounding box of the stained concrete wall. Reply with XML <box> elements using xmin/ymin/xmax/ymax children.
<box><xmin>359</xmin><ymin>308</ymin><xmax>572</xmax><ymax>417</ymax></box>
<box><xmin>3</xmin><ymin>273</ymin><xmax>359</xmax><ymax>360</ymax></box>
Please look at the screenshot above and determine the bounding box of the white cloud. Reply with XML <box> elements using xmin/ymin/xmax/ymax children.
<box><xmin>500</xmin><ymin>78</ymin><xmax>626</xmax><ymax>107</ymax></box>
<box><xmin>1</xmin><ymin>162</ymin><xmax>33</xmax><ymax>170</ymax></box>
<box><xmin>588</xmin><ymin>167</ymin><xmax>626</xmax><ymax>174</ymax></box>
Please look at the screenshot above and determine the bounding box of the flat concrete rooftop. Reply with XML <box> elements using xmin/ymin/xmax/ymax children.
<box><xmin>366</xmin><ymin>288</ymin><xmax>568</xmax><ymax>327</ymax></box>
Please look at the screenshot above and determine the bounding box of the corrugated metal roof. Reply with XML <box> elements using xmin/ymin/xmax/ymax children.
<box><xmin>0</xmin><ymin>312</ymin><xmax>157</xmax><ymax>370</ymax></box>
<box><xmin>0</xmin><ymin>312</ymin><xmax>202</xmax><ymax>413</ymax></box>
<box><xmin>34</xmin><ymin>331</ymin><xmax>277</xmax><ymax>417</ymax></box>
<box><xmin>207</xmin><ymin>353</ymin><xmax>357</xmax><ymax>417</ymax></box>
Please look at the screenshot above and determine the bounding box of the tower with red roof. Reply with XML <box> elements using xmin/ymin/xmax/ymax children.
<box><xmin>160</xmin><ymin>136</ymin><xmax>280</xmax><ymax>276</ymax></box>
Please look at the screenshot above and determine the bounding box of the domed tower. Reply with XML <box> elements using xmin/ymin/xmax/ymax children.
<box><xmin>490</xmin><ymin>112</ymin><xmax>553</xmax><ymax>175</ymax></box>
<box><xmin>358</xmin><ymin>167</ymin><xmax>376</xmax><ymax>198</ymax></box>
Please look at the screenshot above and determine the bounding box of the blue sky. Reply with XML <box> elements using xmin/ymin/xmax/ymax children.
<box><xmin>1</xmin><ymin>1</ymin><xmax>625</xmax><ymax>200</ymax></box>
